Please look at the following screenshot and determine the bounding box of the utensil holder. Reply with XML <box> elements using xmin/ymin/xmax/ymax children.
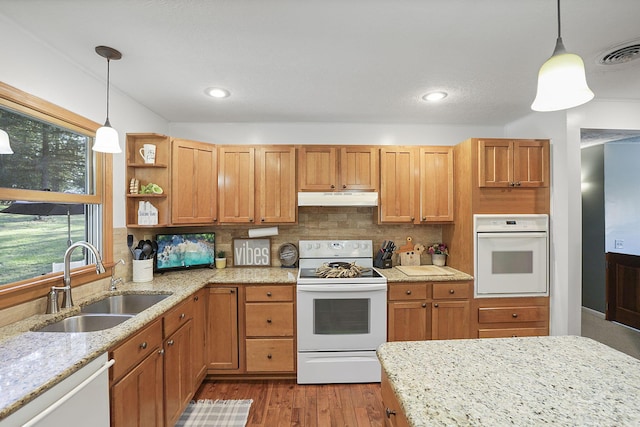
<box><xmin>133</xmin><ymin>258</ymin><xmax>154</xmax><ymax>282</ymax></box>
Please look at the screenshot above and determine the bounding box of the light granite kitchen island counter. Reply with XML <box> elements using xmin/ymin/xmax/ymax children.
<box><xmin>0</xmin><ymin>266</ymin><xmax>296</xmax><ymax>420</ymax></box>
<box><xmin>378</xmin><ymin>336</ymin><xmax>640</xmax><ymax>426</ymax></box>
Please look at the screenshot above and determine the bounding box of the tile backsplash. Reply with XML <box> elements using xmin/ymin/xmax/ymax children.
<box><xmin>121</xmin><ymin>207</ymin><xmax>444</xmax><ymax>277</ymax></box>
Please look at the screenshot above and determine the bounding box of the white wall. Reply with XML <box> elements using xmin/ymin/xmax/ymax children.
<box><xmin>169</xmin><ymin>122</ymin><xmax>503</xmax><ymax>146</ymax></box>
<box><xmin>0</xmin><ymin>13</ymin><xmax>169</xmax><ymax>228</ymax></box>
<box><xmin>605</xmin><ymin>141</ymin><xmax>640</xmax><ymax>255</ymax></box>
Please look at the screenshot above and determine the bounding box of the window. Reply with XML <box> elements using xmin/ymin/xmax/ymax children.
<box><xmin>0</xmin><ymin>82</ymin><xmax>113</xmax><ymax>305</ymax></box>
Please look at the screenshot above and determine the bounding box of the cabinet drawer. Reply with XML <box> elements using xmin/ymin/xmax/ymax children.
<box><xmin>110</xmin><ymin>319</ymin><xmax>162</xmax><ymax>382</ymax></box>
<box><xmin>432</xmin><ymin>282</ymin><xmax>471</xmax><ymax>299</ymax></box>
<box><xmin>388</xmin><ymin>284</ymin><xmax>427</xmax><ymax>301</ymax></box>
<box><xmin>245</xmin><ymin>285</ymin><xmax>293</xmax><ymax>302</ymax></box>
<box><xmin>478</xmin><ymin>306</ymin><xmax>548</xmax><ymax>324</ymax></box>
<box><xmin>478</xmin><ymin>327</ymin><xmax>548</xmax><ymax>338</ymax></box>
<box><xmin>245</xmin><ymin>303</ymin><xmax>294</xmax><ymax>337</ymax></box>
<box><xmin>245</xmin><ymin>338</ymin><xmax>295</xmax><ymax>372</ymax></box>
<box><xmin>164</xmin><ymin>298</ymin><xmax>194</xmax><ymax>336</ymax></box>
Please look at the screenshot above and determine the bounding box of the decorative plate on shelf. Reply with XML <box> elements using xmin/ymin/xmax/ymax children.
<box><xmin>278</xmin><ymin>243</ymin><xmax>299</xmax><ymax>267</ymax></box>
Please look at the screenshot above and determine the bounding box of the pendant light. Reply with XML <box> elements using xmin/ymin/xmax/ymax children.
<box><xmin>93</xmin><ymin>46</ymin><xmax>122</xmax><ymax>153</ymax></box>
<box><xmin>531</xmin><ymin>0</ymin><xmax>594</xmax><ymax>112</ymax></box>
<box><xmin>0</xmin><ymin>129</ymin><xmax>13</xmax><ymax>154</ymax></box>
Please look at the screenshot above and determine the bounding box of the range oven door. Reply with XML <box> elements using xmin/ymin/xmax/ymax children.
<box><xmin>475</xmin><ymin>231</ymin><xmax>548</xmax><ymax>297</ymax></box>
<box><xmin>296</xmin><ymin>283</ymin><xmax>387</xmax><ymax>352</ymax></box>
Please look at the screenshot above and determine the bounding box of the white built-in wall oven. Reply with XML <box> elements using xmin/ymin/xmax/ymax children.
<box><xmin>296</xmin><ymin>240</ymin><xmax>387</xmax><ymax>384</ymax></box>
<box><xmin>474</xmin><ymin>214</ymin><xmax>549</xmax><ymax>298</ymax></box>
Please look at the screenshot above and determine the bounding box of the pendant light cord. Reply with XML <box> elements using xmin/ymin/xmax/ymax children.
<box><xmin>105</xmin><ymin>58</ymin><xmax>111</xmax><ymax>125</ymax></box>
<box><xmin>557</xmin><ymin>0</ymin><xmax>561</xmax><ymax>38</ymax></box>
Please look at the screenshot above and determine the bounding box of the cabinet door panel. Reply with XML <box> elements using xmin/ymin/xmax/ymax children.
<box><xmin>380</xmin><ymin>147</ymin><xmax>416</xmax><ymax>223</ymax></box>
<box><xmin>419</xmin><ymin>147</ymin><xmax>453</xmax><ymax>222</ymax></box>
<box><xmin>258</xmin><ymin>146</ymin><xmax>296</xmax><ymax>223</ymax></box>
<box><xmin>164</xmin><ymin>321</ymin><xmax>193</xmax><ymax>427</ymax></box>
<box><xmin>513</xmin><ymin>140</ymin><xmax>549</xmax><ymax>187</ymax></box>
<box><xmin>387</xmin><ymin>301</ymin><xmax>429</xmax><ymax>341</ymax></box>
<box><xmin>207</xmin><ymin>287</ymin><xmax>239</xmax><ymax>370</ymax></box>
<box><xmin>478</xmin><ymin>140</ymin><xmax>513</xmax><ymax>187</ymax></box>
<box><xmin>432</xmin><ymin>300</ymin><xmax>469</xmax><ymax>340</ymax></box>
<box><xmin>219</xmin><ymin>147</ymin><xmax>255</xmax><ymax>223</ymax></box>
<box><xmin>298</xmin><ymin>146</ymin><xmax>337</xmax><ymax>191</ymax></box>
<box><xmin>340</xmin><ymin>146</ymin><xmax>379</xmax><ymax>191</ymax></box>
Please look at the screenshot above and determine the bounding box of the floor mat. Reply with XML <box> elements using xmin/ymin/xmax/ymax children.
<box><xmin>175</xmin><ymin>399</ymin><xmax>253</xmax><ymax>427</ymax></box>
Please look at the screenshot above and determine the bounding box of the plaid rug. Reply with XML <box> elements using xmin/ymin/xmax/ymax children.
<box><xmin>175</xmin><ymin>399</ymin><xmax>253</xmax><ymax>427</ymax></box>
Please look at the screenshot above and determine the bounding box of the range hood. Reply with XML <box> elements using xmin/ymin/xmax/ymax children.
<box><xmin>298</xmin><ymin>192</ymin><xmax>378</xmax><ymax>207</ymax></box>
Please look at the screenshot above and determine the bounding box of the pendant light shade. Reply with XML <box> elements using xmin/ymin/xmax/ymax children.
<box><xmin>531</xmin><ymin>0</ymin><xmax>594</xmax><ymax>112</ymax></box>
<box><xmin>0</xmin><ymin>129</ymin><xmax>13</xmax><ymax>154</ymax></box>
<box><xmin>92</xmin><ymin>46</ymin><xmax>122</xmax><ymax>153</ymax></box>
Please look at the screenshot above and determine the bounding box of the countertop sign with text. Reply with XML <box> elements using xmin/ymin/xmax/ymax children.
<box><xmin>233</xmin><ymin>238</ymin><xmax>271</xmax><ymax>267</ymax></box>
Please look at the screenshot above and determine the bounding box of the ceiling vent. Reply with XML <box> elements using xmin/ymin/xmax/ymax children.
<box><xmin>599</xmin><ymin>42</ymin><xmax>640</xmax><ymax>65</ymax></box>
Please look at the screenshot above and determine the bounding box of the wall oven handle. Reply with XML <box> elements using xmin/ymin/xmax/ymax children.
<box><xmin>477</xmin><ymin>232</ymin><xmax>547</xmax><ymax>239</ymax></box>
<box><xmin>297</xmin><ymin>283</ymin><xmax>387</xmax><ymax>292</ymax></box>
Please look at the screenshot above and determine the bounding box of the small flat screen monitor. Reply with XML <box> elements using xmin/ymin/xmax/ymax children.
<box><xmin>155</xmin><ymin>232</ymin><xmax>215</xmax><ymax>272</ymax></box>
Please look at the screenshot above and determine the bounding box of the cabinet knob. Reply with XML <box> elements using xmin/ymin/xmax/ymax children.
<box><xmin>449</xmin><ymin>289</ymin><xmax>455</xmax><ymax>294</ymax></box>
<box><xmin>140</xmin><ymin>342</ymin><xmax>148</xmax><ymax>350</ymax></box>
<box><xmin>213</xmin><ymin>218</ymin><xmax>218</xmax><ymax>222</ymax></box>
<box><xmin>266</xmin><ymin>318</ymin><xmax>272</xmax><ymax>323</ymax></box>
<box><xmin>385</xmin><ymin>408</ymin><xmax>397</xmax><ymax>418</ymax></box>
<box><xmin>330</xmin><ymin>184</ymin><xmax>335</xmax><ymax>189</ymax></box>
<box><xmin>406</xmin><ymin>290</ymin><xmax>412</xmax><ymax>295</ymax></box>
<box><xmin>179</xmin><ymin>313</ymin><xmax>185</xmax><ymax>320</ymax></box>
<box><xmin>342</xmin><ymin>184</ymin><xmax>347</xmax><ymax>189</ymax></box>
<box><xmin>230</xmin><ymin>289</ymin><xmax>235</xmax><ymax>294</ymax></box>
<box><xmin>249</xmin><ymin>218</ymin><xmax>254</xmax><ymax>222</ymax></box>
<box><xmin>422</xmin><ymin>303</ymin><xmax>427</xmax><ymax>308</ymax></box>
<box><xmin>194</xmin><ymin>296</ymin><xmax>199</xmax><ymax>301</ymax></box>
<box><xmin>434</xmin><ymin>303</ymin><xmax>439</xmax><ymax>308</ymax></box>
<box><xmin>515</xmin><ymin>181</ymin><xmax>522</xmax><ymax>187</ymax></box>
<box><xmin>512</xmin><ymin>313</ymin><xmax>518</xmax><ymax>318</ymax></box>
<box><xmin>410</xmin><ymin>217</ymin><xmax>415</xmax><ymax>221</ymax></box>
<box><xmin>167</xmin><ymin>339</ymin><xmax>175</xmax><ymax>346</ymax></box>
<box><xmin>267</xmin><ymin>353</ymin><xmax>272</xmax><ymax>359</ymax></box>
<box><xmin>266</xmin><ymin>291</ymin><xmax>272</xmax><ymax>297</ymax></box>
<box><xmin>261</xmin><ymin>218</ymin><xmax>265</xmax><ymax>222</ymax></box>
<box><xmin>422</xmin><ymin>216</ymin><xmax>427</xmax><ymax>221</ymax></box>
<box><xmin>158</xmin><ymin>349</ymin><xmax>165</xmax><ymax>355</ymax></box>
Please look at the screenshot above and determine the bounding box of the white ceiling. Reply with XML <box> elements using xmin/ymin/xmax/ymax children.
<box><xmin>1</xmin><ymin>0</ymin><xmax>640</xmax><ymax>126</ymax></box>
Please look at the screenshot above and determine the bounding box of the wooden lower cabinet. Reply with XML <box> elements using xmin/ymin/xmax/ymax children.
<box><xmin>207</xmin><ymin>287</ymin><xmax>239</xmax><ymax>371</ymax></box>
<box><xmin>191</xmin><ymin>289</ymin><xmax>207</xmax><ymax>384</ymax></box>
<box><xmin>387</xmin><ymin>281</ymin><xmax>471</xmax><ymax>341</ymax></box>
<box><xmin>164</xmin><ymin>320</ymin><xmax>194</xmax><ymax>427</ymax></box>
<box><xmin>475</xmin><ymin>297</ymin><xmax>549</xmax><ymax>338</ymax></box>
<box><xmin>110</xmin><ymin>319</ymin><xmax>164</xmax><ymax>427</ymax></box>
<box><xmin>381</xmin><ymin>371</ymin><xmax>410</xmax><ymax>427</ymax></box>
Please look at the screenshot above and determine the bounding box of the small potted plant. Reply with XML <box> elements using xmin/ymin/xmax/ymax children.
<box><xmin>427</xmin><ymin>243</ymin><xmax>449</xmax><ymax>266</ymax></box>
<box><xmin>215</xmin><ymin>250</ymin><xmax>227</xmax><ymax>269</ymax></box>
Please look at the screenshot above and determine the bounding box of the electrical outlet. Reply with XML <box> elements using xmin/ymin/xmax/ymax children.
<box><xmin>615</xmin><ymin>239</ymin><xmax>624</xmax><ymax>249</ymax></box>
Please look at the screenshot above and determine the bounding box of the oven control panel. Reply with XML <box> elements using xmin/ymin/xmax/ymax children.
<box><xmin>299</xmin><ymin>240</ymin><xmax>373</xmax><ymax>258</ymax></box>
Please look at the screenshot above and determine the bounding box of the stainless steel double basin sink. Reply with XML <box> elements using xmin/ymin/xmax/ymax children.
<box><xmin>35</xmin><ymin>294</ymin><xmax>170</xmax><ymax>333</ymax></box>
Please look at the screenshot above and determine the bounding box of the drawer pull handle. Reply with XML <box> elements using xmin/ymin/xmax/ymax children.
<box><xmin>194</xmin><ymin>296</ymin><xmax>199</xmax><ymax>301</ymax></box>
<box><xmin>512</xmin><ymin>313</ymin><xmax>518</xmax><ymax>318</ymax></box>
<box><xmin>267</xmin><ymin>292</ymin><xmax>272</xmax><ymax>297</ymax></box>
<box><xmin>140</xmin><ymin>342</ymin><xmax>148</xmax><ymax>350</ymax></box>
<box><xmin>422</xmin><ymin>216</ymin><xmax>426</xmax><ymax>221</ymax></box>
<box><xmin>449</xmin><ymin>289</ymin><xmax>455</xmax><ymax>294</ymax></box>
<box><xmin>406</xmin><ymin>290</ymin><xmax>412</xmax><ymax>295</ymax></box>
<box><xmin>267</xmin><ymin>318</ymin><xmax>272</xmax><ymax>323</ymax></box>
<box><xmin>385</xmin><ymin>408</ymin><xmax>397</xmax><ymax>418</ymax></box>
<box><xmin>158</xmin><ymin>349</ymin><xmax>165</xmax><ymax>355</ymax></box>
<box><xmin>180</xmin><ymin>313</ymin><xmax>185</xmax><ymax>320</ymax></box>
<box><xmin>434</xmin><ymin>303</ymin><xmax>439</xmax><ymax>308</ymax></box>
<box><xmin>267</xmin><ymin>353</ymin><xmax>272</xmax><ymax>359</ymax></box>
<box><xmin>167</xmin><ymin>339</ymin><xmax>174</xmax><ymax>346</ymax></box>
<box><xmin>422</xmin><ymin>303</ymin><xmax>427</xmax><ymax>308</ymax></box>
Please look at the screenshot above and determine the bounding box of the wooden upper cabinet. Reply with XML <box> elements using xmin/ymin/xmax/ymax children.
<box><xmin>218</xmin><ymin>146</ymin><xmax>255</xmax><ymax>223</ymax></box>
<box><xmin>171</xmin><ymin>138</ymin><xmax>217</xmax><ymax>225</ymax></box>
<box><xmin>418</xmin><ymin>147</ymin><xmax>453</xmax><ymax>222</ymax></box>
<box><xmin>298</xmin><ymin>146</ymin><xmax>379</xmax><ymax>191</ymax></box>
<box><xmin>256</xmin><ymin>146</ymin><xmax>296</xmax><ymax>223</ymax></box>
<box><xmin>379</xmin><ymin>147</ymin><xmax>416</xmax><ymax>223</ymax></box>
<box><xmin>339</xmin><ymin>146</ymin><xmax>379</xmax><ymax>191</ymax></box>
<box><xmin>478</xmin><ymin>139</ymin><xmax>549</xmax><ymax>188</ymax></box>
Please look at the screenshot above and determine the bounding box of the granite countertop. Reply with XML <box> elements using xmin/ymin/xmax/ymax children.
<box><xmin>377</xmin><ymin>336</ymin><xmax>640</xmax><ymax>426</ymax></box>
<box><xmin>379</xmin><ymin>266</ymin><xmax>473</xmax><ymax>283</ymax></box>
<box><xmin>0</xmin><ymin>266</ymin><xmax>297</xmax><ymax>419</ymax></box>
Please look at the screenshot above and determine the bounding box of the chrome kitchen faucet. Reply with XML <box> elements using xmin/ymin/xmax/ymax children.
<box><xmin>46</xmin><ymin>242</ymin><xmax>106</xmax><ymax>314</ymax></box>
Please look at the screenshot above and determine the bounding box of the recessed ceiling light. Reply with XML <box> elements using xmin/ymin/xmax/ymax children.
<box><xmin>422</xmin><ymin>91</ymin><xmax>448</xmax><ymax>102</ymax></box>
<box><xmin>205</xmin><ymin>87</ymin><xmax>230</xmax><ymax>98</ymax></box>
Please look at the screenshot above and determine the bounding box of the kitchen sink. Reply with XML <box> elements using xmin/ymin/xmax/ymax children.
<box><xmin>81</xmin><ymin>293</ymin><xmax>170</xmax><ymax>315</ymax></box>
<box><xmin>34</xmin><ymin>314</ymin><xmax>134</xmax><ymax>333</ymax></box>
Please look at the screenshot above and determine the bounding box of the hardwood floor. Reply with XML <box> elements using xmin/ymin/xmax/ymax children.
<box><xmin>194</xmin><ymin>380</ymin><xmax>385</xmax><ymax>427</ymax></box>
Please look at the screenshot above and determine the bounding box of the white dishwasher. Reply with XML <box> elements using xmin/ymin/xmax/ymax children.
<box><xmin>0</xmin><ymin>353</ymin><xmax>113</xmax><ymax>427</ymax></box>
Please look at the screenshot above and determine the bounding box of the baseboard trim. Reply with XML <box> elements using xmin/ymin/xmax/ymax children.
<box><xmin>581</xmin><ymin>306</ymin><xmax>605</xmax><ymax>319</ymax></box>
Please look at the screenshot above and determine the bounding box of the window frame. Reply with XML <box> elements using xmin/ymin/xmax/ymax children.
<box><xmin>0</xmin><ymin>82</ymin><xmax>113</xmax><ymax>310</ymax></box>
